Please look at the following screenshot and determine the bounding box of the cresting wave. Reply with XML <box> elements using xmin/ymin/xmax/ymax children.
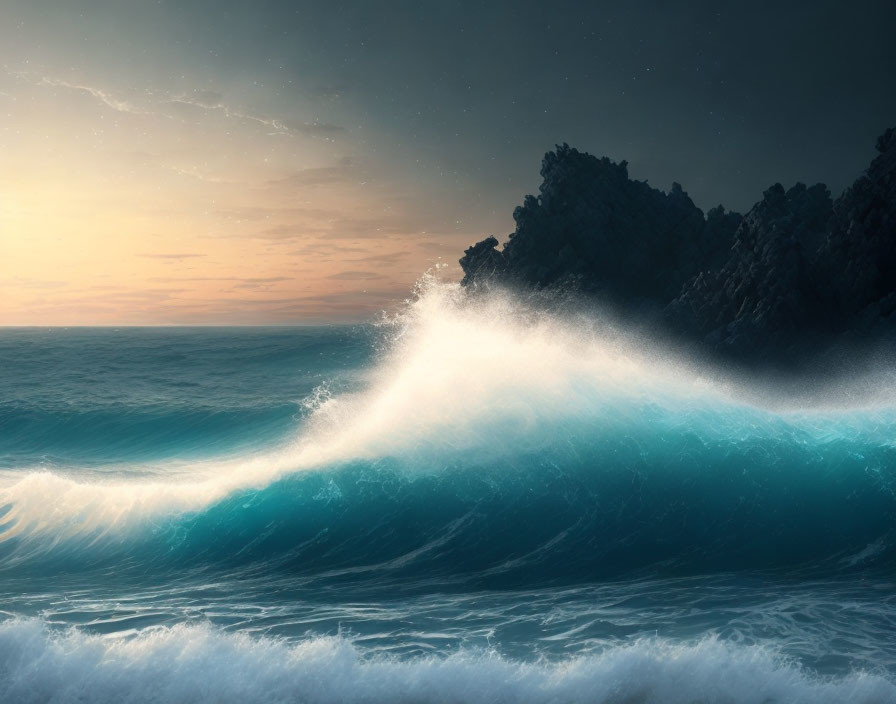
<box><xmin>0</xmin><ymin>618</ymin><xmax>892</xmax><ymax>704</ymax></box>
<box><xmin>0</xmin><ymin>278</ymin><xmax>895</xmax><ymax>577</ymax></box>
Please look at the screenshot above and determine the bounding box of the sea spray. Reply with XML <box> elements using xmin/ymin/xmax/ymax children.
<box><xmin>1</xmin><ymin>280</ymin><xmax>894</xmax><ymax>578</ymax></box>
<box><xmin>1</xmin><ymin>286</ymin><xmax>895</xmax><ymax>695</ymax></box>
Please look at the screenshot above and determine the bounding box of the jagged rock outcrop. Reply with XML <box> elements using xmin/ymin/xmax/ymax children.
<box><xmin>460</xmin><ymin>236</ymin><xmax>506</xmax><ymax>286</ymax></box>
<box><xmin>670</xmin><ymin>182</ymin><xmax>833</xmax><ymax>359</ymax></box>
<box><xmin>821</xmin><ymin>127</ymin><xmax>896</xmax><ymax>332</ymax></box>
<box><xmin>461</xmin><ymin>129</ymin><xmax>896</xmax><ymax>366</ymax></box>
<box><xmin>461</xmin><ymin>145</ymin><xmax>741</xmax><ymax>311</ymax></box>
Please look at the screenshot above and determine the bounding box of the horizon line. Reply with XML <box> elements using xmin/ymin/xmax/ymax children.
<box><xmin>0</xmin><ymin>322</ymin><xmax>369</xmax><ymax>329</ymax></box>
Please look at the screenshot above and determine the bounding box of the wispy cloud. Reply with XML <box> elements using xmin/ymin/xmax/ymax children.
<box><xmin>283</xmin><ymin>119</ymin><xmax>345</xmax><ymax>137</ymax></box>
<box><xmin>326</xmin><ymin>270</ymin><xmax>386</xmax><ymax>280</ymax></box>
<box><xmin>166</xmin><ymin>94</ymin><xmax>291</xmax><ymax>135</ymax></box>
<box><xmin>266</xmin><ymin>157</ymin><xmax>356</xmax><ymax>189</ymax></box>
<box><xmin>165</xmin><ymin>92</ymin><xmax>343</xmax><ymax>140</ymax></box>
<box><xmin>0</xmin><ymin>276</ymin><xmax>69</xmax><ymax>289</ymax></box>
<box><xmin>148</xmin><ymin>275</ymin><xmax>293</xmax><ymax>284</ymax></box>
<box><xmin>349</xmin><ymin>251</ymin><xmax>410</xmax><ymax>266</ymax></box>
<box><xmin>232</xmin><ymin>276</ymin><xmax>292</xmax><ymax>290</ymax></box>
<box><xmin>20</xmin><ymin>70</ymin><xmax>344</xmax><ymax>142</ymax></box>
<box><xmin>39</xmin><ymin>77</ymin><xmax>150</xmax><ymax>115</ymax></box>
<box><xmin>327</xmin><ymin>213</ymin><xmax>428</xmax><ymax>239</ymax></box>
<box><xmin>165</xmin><ymin>164</ymin><xmax>239</xmax><ymax>184</ymax></box>
<box><xmin>138</xmin><ymin>253</ymin><xmax>206</xmax><ymax>259</ymax></box>
<box><xmin>288</xmin><ymin>243</ymin><xmax>369</xmax><ymax>257</ymax></box>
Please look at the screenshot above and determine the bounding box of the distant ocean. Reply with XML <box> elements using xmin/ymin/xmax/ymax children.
<box><xmin>1</xmin><ymin>279</ymin><xmax>894</xmax><ymax>703</ymax></box>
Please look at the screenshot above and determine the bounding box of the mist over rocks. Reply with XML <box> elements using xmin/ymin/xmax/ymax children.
<box><xmin>460</xmin><ymin>129</ymin><xmax>896</xmax><ymax>367</ymax></box>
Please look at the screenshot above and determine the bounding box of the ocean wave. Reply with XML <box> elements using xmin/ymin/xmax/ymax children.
<box><xmin>0</xmin><ymin>280</ymin><xmax>894</xmax><ymax>578</ymax></box>
<box><xmin>0</xmin><ymin>618</ymin><xmax>891</xmax><ymax>704</ymax></box>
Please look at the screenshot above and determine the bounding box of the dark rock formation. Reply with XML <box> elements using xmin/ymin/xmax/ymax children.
<box><xmin>669</xmin><ymin>182</ymin><xmax>833</xmax><ymax>360</ymax></box>
<box><xmin>460</xmin><ymin>129</ymin><xmax>896</xmax><ymax>366</ymax></box>
<box><xmin>821</xmin><ymin>127</ymin><xmax>896</xmax><ymax>332</ymax></box>
<box><xmin>460</xmin><ymin>236</ymin><xmax>506</xmax><ymax>286</ymax></box>
<box><xmin>465</xmin><ymin>145</ymin><xmax>740</xmax><ymax>308</ymax></box>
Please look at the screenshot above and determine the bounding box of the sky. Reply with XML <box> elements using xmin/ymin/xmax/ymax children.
<box><xmin>1</xmin><ymin>1</ymin><xmax>894</xmax><ymax>325</ymax></box>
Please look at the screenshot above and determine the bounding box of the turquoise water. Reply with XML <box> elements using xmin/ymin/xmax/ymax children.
<box><xmin>1</xmin><ymin>285</ymin><xmax>895</xmax><ymax>703</ymax></box>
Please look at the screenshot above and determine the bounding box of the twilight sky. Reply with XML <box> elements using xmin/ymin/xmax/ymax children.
<box><xmin>1</xmin><ymin>1</ymin><xmax>894</xmax><ymax>324</ymax></box>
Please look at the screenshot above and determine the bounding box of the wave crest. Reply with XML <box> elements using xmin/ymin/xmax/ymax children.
<box><xmin>1</xmin><ymin>280</ymin><xmax>895</xmax><ymax>574</ymax></box>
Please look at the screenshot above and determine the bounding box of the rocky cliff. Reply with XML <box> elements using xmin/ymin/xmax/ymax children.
<box><xmin>460</xmin><ymin>129</ymin><xmax>896</xmax><ymax>366</ymax></box>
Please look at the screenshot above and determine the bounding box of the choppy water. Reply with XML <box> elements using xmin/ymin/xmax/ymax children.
<box><xmin>1</xmin><ymin>281</ymin><xmax>894</xmax><ymax>703</ymax></box>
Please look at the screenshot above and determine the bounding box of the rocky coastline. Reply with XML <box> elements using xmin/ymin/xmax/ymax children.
<box><xmin>460</xmin><ymin>129</ymin><xmax>896</xmax><ymax>368</ymax></box>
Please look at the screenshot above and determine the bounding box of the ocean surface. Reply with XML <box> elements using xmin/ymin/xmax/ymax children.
<box><xmin>1</xmin><ymin>281</ymin><xmax>895</xmax><ymax>703</ymax></box>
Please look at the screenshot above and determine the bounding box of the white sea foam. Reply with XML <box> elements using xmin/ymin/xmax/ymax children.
<box><xmin>0</xmin><ymin>618</ymin><xmax>891</xmax><ymax>704</ymax></box>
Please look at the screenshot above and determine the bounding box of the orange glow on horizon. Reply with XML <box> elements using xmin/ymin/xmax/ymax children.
<box><xmin>0</xmin><ymin>68</ymin><xmax>483</xmax><ymax>324</ymax></box>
